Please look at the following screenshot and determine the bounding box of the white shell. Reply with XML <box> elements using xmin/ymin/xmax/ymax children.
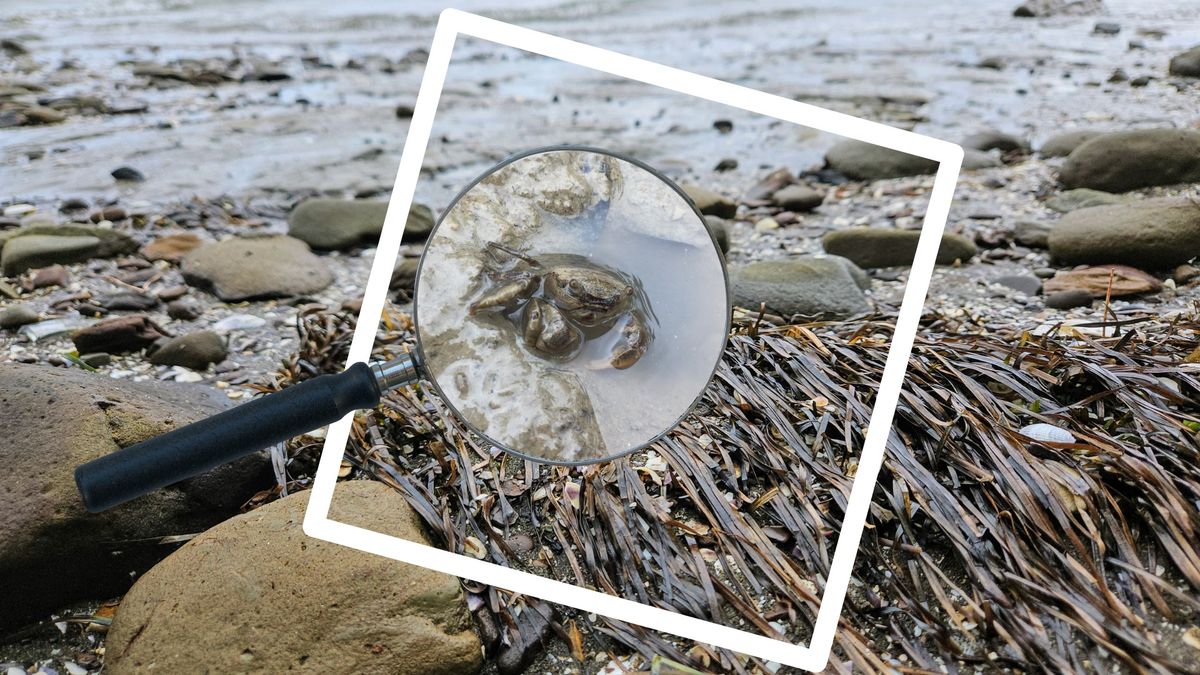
<box><xmin>1018</xmin><ymin>423</ymin><xmax>1075</xmax><ymax>444</ymax></box>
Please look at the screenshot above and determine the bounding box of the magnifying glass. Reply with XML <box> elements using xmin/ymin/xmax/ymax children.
<box><xmin>74</xmin><ymin>146</ymin><xmax>730</xmax><ymax>512</ymax></box>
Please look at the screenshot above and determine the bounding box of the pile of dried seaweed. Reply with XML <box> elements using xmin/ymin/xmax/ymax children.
<box><xmin>268</xmin><ymin>304</ymin><xmax>1200</xmax><ymax>674</ymax></box>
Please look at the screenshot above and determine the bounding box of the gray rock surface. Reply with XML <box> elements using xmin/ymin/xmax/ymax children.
<box><xmin>963</xmin><ymin>150</ymin><xmax>1004</xmax><ymax>170</ymax></box>
<box><xmin>1045</xmin><ymin>188</ymin><xmax>1125</xmax><ymax>213</ymax></box>
<box><xmin>288</xmin><ymin>198</ymin><xmax>435</xmax><ymax>250</ymax></box>
<box><xmin>1059</xmin><ymin>129</ymin><xmax>1200</xmax><ymax>192</ymax></box>
<box><xmin>0</xmin><ymin>364</ymin><xmax>271</xmax><ymax>632</ymax></box>
<box><xmin>825</xmin><ymin>139</ymin><xmax>939</xmax><ymax>180</ymax></box>
<box><xmin>181</xmin><ymin>235</ymin><xmax>333</xmax><ymax>301</ymax></box>
<box><xmin>106</xmin><ymin>482</ymin><xmax>483</xmax><ymax>675</ymax></box>
<box><xmin>1038</xmin><ymin>130</ymin><xmax>1104</xmax><ymax>157</ymax></box>
<box><xmin>149</xmin><ymin>331</ymin><xmax>227</xmax><ymax>370</ymax></box>
<box><xmin>1048</xmin><ymin>197</ymin><xmax>1200</xmax><ymax>269</ymax></box>
<box><xmin>823</xmin><ymin>228</ymin><xmax>977</xmax><ymax>268</ymax></box>
<box><xmin>1</xmin><ymin>235</ymin><xmax>100</xmax><ymax>275</ymax></box>
<box><xmin>1044</xmin><ymin>289</ymin><xmax>1094</xmax><ymax>309</ymax></box>
<box><xmin>1168</xmin><ymin>45</ymin><xmax>1200</xmax><ymax>77</ymax></box>
<box><xmin>1014</xmin><ymin>220</ymin><xmax>1052</xmax><ymax>248</ymax></box>
<box><xmin>730</xmin><ymin>256</ymin><xmax>871</xmax><ymax>318</ymax></box>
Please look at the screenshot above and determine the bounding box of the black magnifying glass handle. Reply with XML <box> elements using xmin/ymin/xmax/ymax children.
<box><xmin>74</xmin><ymin>353</ymin><xmax>420</xmax><ymax>513</ymax></box>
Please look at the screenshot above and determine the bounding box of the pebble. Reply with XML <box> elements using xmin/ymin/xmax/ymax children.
<box><xmin>1043</xmin><ymin>265</ymin><xmax>1161</xmax><ymax>297</ymax></box>
<box><xmin>0</xmin><ymin>304</ymin><xmax>39</xmax><ymax>329</ymax></box>
<box><xmin>111</xmin><ymin>166</ymin><xmax>146</xmax><ymax>182</ymax></box>
<box><xmin>212</xmin><ymin>313</ymin><xmax>266</xmax><ymax>332</ymax></box>
<box><xmin>825</xmin><ymin>139</ymin><xmax>938</xmax><ymax>180</ymax></box>
<box><xmin>962</xmin><ymin>130</ymin><xmax>1028</xmax><ymax>153</ymax></box>
<box><xmin>3</xmin><ymin>204</ymin><xmax>35</xmax><ymax>217</ymax></box>
<box><xmin>0</xmin><ymin>234</ymin><xmax>101</xmax><ymax>276</ymax></box>
<box><xmin>1092</xmin><ymin>21</ymin><xmax>1120</xmax><ymax>35</ymax></box>
<box><xmin>714</xmin><ymin>158</ymin><xmax>738</xmax><ymax>172</ymax></box>
<box><xmin>1059</xmin><ymin>129</ymin><xmax>1200</xmax><ymax>193</ymax></box>
<box><xmin>150</xmin><ymin>331</ymin><xmax>228</xmax><ymax>370</ymax></box>
<box><xmin>18</xmin><ymin>316</ymin><xmax>93</xmax><ymax>342</ymax></box>
<box><xmin>90</xmin><ymin>206</ymin><xmax>126</xmax><ymax>222</ymax></box>
<box><xmin>27</xmin><ymin>264</ymin><xmax>69</xmax><ymax>289</ymax></box>
<box><xmin>681</xmin><ymin>184</ymin><xmax>737</xmax><ymax>218</ymax></box>
<box><xmin>771</xmin><ymin>184</ymin><xmax>825</xmax><ymax>212</ymax></box>
<box><xmin>181</xmin><ymin>236</ymin><xmax>333</xmax><ymax>301</ymax></box>
<box><xmin>823</xmin><ymin>228</ymin><xmax>977</xmax><ymax>268</ymax></box>
<box><xmin>995</xmin><ymin>275</ymin><xmax>1042</xmax><ymax>296</ymax></box>
<box><xmin>98</xmin><ymin>291</ymin><xmax>160</xmax><ymax>311</ymax></box>
<box><xmin>1049</xmin><ymin>197</ymin><xmax>1200</xmax><ymax>269</ymax></box>
<box><xmin>754</xmin><ymin>217</ymin><xmax>780</xmax><ymax>232</ymax></box>
<box><xmin>167</xmin><ymin>300</ymin><xmax>201</xmax><ymax>322</ymax></box>
<box><xmin>72</xmin><ymin>315</ymin><xmax>168</xmax><ymax>354</ymax></box>
<box><xmin>156</xmin><ymin>284</ymin><xmax>189</xmax><ymax>301</ymax></box>
<box><xmin>80</xmin><ymin>352</ymin><xmax>112</xmax><ymax>367</ymax></box>
<box><xmin>1013</xmin><ymin>221</ymin><xmax>1051</xmax><ymax>249</ymax></box>
<box><xmin>288</xmin><ymin>198</ymin><xmax>433</xmax><ymax>250</ymax></box>
<box><xmin>59</xmin><ymin>198</ymin><xmax>89</xmax><ymax>212</ymax></box>
<box><xmin>1169</xmin><ymin>45</ymin><xmax>1200</xmax><ymax>77</ymax></box>
<box><xmin>1044</xmin><ymin>289</ymin><xmax>1094</xmax><ymax>309</ymax></box>
<box><xmin>713</xmin><ymin>119</ymin><xmax>733</xmax><ymax>133</ymax></box>
<box><xmin>1173</xmin><ymin>264</ymin><xmax>1199</xmax><ymax>285</ymax></box>
<box><xmin>141</xmin><ymin>232</ymin><xmax>203</xmax><ymax>262</ymax></box>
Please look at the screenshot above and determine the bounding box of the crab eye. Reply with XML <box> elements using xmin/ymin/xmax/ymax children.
<box><xmin>568</xmin><ymin>279</ymin><xmax>584</xmax><ymax>294</ymax></box>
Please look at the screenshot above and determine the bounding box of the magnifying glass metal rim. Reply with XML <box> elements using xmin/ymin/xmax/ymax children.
<box><xmin>411</xmin><ymin>144</ymin><xmax>732</xmax><ymax>466</ymax></box>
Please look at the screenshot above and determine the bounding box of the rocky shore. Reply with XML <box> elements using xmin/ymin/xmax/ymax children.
<box><xmin>3</xmin><ymin>0</ymin><xmax>1200</xmax><ymax>673</ymax></box>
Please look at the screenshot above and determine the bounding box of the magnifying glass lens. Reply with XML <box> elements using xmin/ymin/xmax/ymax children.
<box><xmin>414</xmin><ymin>148</ymin><xmax>729</xmax><ymax>464</ymax></box>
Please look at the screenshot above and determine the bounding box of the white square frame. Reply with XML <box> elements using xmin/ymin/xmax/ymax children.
<box><xmin>303</xmin><ymin>9</ymin><xmax>962</xmax><ymax>672</ymax></box>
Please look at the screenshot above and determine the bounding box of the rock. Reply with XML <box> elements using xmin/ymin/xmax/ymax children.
<box><xmin>825</xmin><ymin>139</ymin><xmax>938</xmax><ymax>180</ymax></box>
<box><xmin>98</xmin><ymin>292</ymin><xmax>159</xmax><ymax>311</ymax></box>
<box><xmin>391</xmin><ymin>257</ymin><xmax>420</xmax><ymax>291</ymax></box>
<box><xmin>59</xmin><ymin>198</ymin><xmax>89</xmax><ymax>213</ymax></box>
<box><xmin>681</xmin><ymin>185</ymin><xmax>737</xmax><ymax>218</ymax></box>
<box><xmin>771</xmin><ymin>184</ymin><xmax>824</xmax><ymax>212</ymax></box>
<box><xmin>1039</xmin><ymin>130</ymin><xmax>1104</xmax><ymax>157</ymax></box>
<box><xmin>1014</xmin><ymin>220</ymin><xmax>1052</xmax><ymax>248</ymax></box>
<box><xmin>497</xmin><ymin>600</ymin><xmax>555</xmax><ymax>675</ymax></box>
<box><xmin>962</xmin><ymin>149</ymin><xmax>1004</xmax><ymax>170</ymax></box>
<box><xmin>166</xmin><ymin>297</ymin><xmax>204</xmax><ymax>321</ymax></box>
<box><xmin>90</xmin><ymin>206</ymin><xmax>126</xmax><ymax>222</ymax></box>
<box><xmin>24</xmin><ymin>265</ymin><xmax>68</xmax><ymax>290</ymax></box>
<box><xmin>1013</xmin><ymin>0</ymin><xmax>1104</xmax><ymax>17</ymax></box>
<box><xmin>1044</xmin><ymin>289</ymin><xmax>1093</xmax><ymax>309</ymax></box>
<box><xmin>1059</xmin><ymin>129</ymin><xmax>1200</xmax><ymax>192</ymax></box>
<box><xmin>1129</xmin><ymin>75</ymin><xmax>1152</xmax><ymax>87</ymax></box>
<box><xmin>0</xmin><ymin>363</ymin><xmax>271</xmax><ymax>632</ymax></box>
<box><xmin>288</xmin><ymin>199</ymin><xmax>436</xmax><ymax>250</ymax></box>
<box><xmin>995</xmin><ymin>275</ymin><xmax>1042</xmax><ymax>296</ymax></box>
<box><xmin>111</xmin><ymin>166</ymin><xmax>145</xmax><ymax>182</ymax></box>
<box><xmin>714</xmin><ymin>158</ymin><xmax>738</xmax><ymax>172</ymax></box>
<box><xmin>744</xmin><ymin>168</ymin><xmax>796</xmax><ymax>201</ymax></box>
<box><xmin>79</xmin><ymin>352</ymin><xmax>111</xmax><ymax>367</ymax></box>
<box><xmin>149</xmin><ymin>331</ymin><xmax>227</xmax><ymax>370</ymax></box>
<box><xmin>1092</xmin><ymin>21</ymin><xmax>1121</xmax><ymax>35</ymax></box>
<box><xmin>1048</xmin><ymin>197</ymin><xmax>1200</xmax><ymax>269</ymax></box>
<box><xmin>72</xmin><ymin>315</ymin><xmax>169</xmax><ymax>354</ymax></box>
<box><xmin>822</xmin><ymin>228</ymin><xmax>977</xmax><ymax>268</ymax></box>
<box><xmin>754</xmin><ymin>217</ymin><xmax>780</xmax><ymax>232</ymax></box>
<box><xmin>1044</xmin><ymin>188</ymin><xmax>1125</xmax><ymax>213</ymax></box>
<box><xmin>396</xmin><ymin>103</ymin><xmax>415</xmax><ymax>118</ymax></box>
<box><xmin>1042</xmin><ymin>265</ymin><xmax>1162</xmax><ymax>297</ymax></box>
<box><xmin>1174</xmin><ymin>264</ymin><xmax>1200</xmax><ymax>285</ymax></box>
<box><xmin>181</xmin><ymin>236</ymin><xmax>333</xmax><ymax>301</ymax></box>
<box><xmin>713</xmin><ymin>119</ymin><xmax>733</xmax><ymax>133</ymax></box>
<box><xmin>156</xmin><ymin>284</ymin><xmax>188</xmax><ymax>301</ymax></box>
<box><xmin>0</xmin><ymin>235</ymin><xmax>100</xmax><ymax>275</ymax></box>
<box><xmin>0</xmin><ymin>304</ymin><xmax>38</xmax><ymax>329</ymax></box>
<box><xmin>977</xmin><ymin>56</ymin><xmax>1006</xmax><ymax>70</ymax></box>
<box><xmin>140</xmin><ymin>233</ymin><xmax>203</xmax><ymax>262</ymax></box>
<box><xmin>1169</xmin><ymin>45</ymin><xmax>1200</xmax><ymax>77</ymax></box>
<box><xmin>702</xmin><ymin>216</ymin><xmax>730</xmax><ymax>254</ymax></box>
<box><xmin>962</xmin><ymin>130</ymin><xmax>1029</xmax><ymax>153</ymax></box>
<box><xmin>1108</xmin><ymin>68</ymin><xmax>1129</xmax><ymax>83</ymax></box>
<box><xmin>105</xmin><ymin>482</ymin><xmax>482</xmax><ymax>675</ymax></box>
<box><xmin>729</xmin><ymin>256</ymin><xmax>871</xmax><ymax>318</ymax></box>
<box><xmin>211</xmin><ymin>314</ymin><xmax>266</xmax><ymax>333</ymax></box>
<box><xmin>3</xmin><ymin>204</ymin><xmax>35</xmax><ymax>218</ymax></box>
<box><xmin>0</xmin><ymin>224</ymin><xmax>137</xmax><ymax>261</ymax></box>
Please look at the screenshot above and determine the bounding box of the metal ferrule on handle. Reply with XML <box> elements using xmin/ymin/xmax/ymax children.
<box><xmin>74</xmin><ymin>354</ymin><xmax>421</xmax><ymax>513</ymax></box>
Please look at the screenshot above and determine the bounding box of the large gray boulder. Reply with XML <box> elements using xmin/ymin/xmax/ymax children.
<box><xmin>730</xmin><ymin>256</ymin><xmax>871</xmax><ymax>318</ymax></box>
<box><xmin>106</xmin><ymin>481</ymin><xmax>483</xmax><ymax>675</ymax></box>
<box><xmin>1048</xmin><ymin>197</ymin><xmax>1200</xmax><ymax>269</ymax></box>
<box><xmin>0</xmin><ymin>364</ymin><xmax>272</xmax><ymax>632</ymax></box>
<box><xmin>822</xmin><ymin>228</ymin><xmax>977</xmax><ymax>268</ymax></box>
<box><xmin>288</xmin><ymin>198</ymin><xmax>435</xmax><ymax>250</ymax></box>
<box><xmin>1059</xmin><ymin>129</ymin><xmax>1200</xmax><ymax>193</ymax></box>
<box><xmin>825</xmin><ymin>139</ymin><xmax>938</xmax><ymax>181</ymax></box>
<box><xmin>181</xmin><ymin>235</ymin><xmax>333</xmax><ymax>301</ymax></box>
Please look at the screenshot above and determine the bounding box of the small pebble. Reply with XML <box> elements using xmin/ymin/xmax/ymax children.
<box><xmin>1045</xmin><ymin>289</ymin><xmax>1093</xmax><ymax>310</ymax></box>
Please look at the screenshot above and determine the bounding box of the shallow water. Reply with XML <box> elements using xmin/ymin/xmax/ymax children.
<box><xmin>415</xmin><ymin>149</ymin><xmax>727</xmax><ymax>462</ymax></box>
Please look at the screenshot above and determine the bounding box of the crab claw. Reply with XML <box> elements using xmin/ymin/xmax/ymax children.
<box><xmin>609</xmin><ymin>311</ymin><xmax>650</xmax><ymax>369</ymax></box>
<box><xmin>468</xmin><ymin>276</ymin><xmax>538</xmax><ymax>316</ymax></box>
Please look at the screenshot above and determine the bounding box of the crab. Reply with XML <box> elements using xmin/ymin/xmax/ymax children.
<box><xmin>468</xmin><ymin>242</ymin><xmax>651</xmax><ymax>369</ymax></box>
